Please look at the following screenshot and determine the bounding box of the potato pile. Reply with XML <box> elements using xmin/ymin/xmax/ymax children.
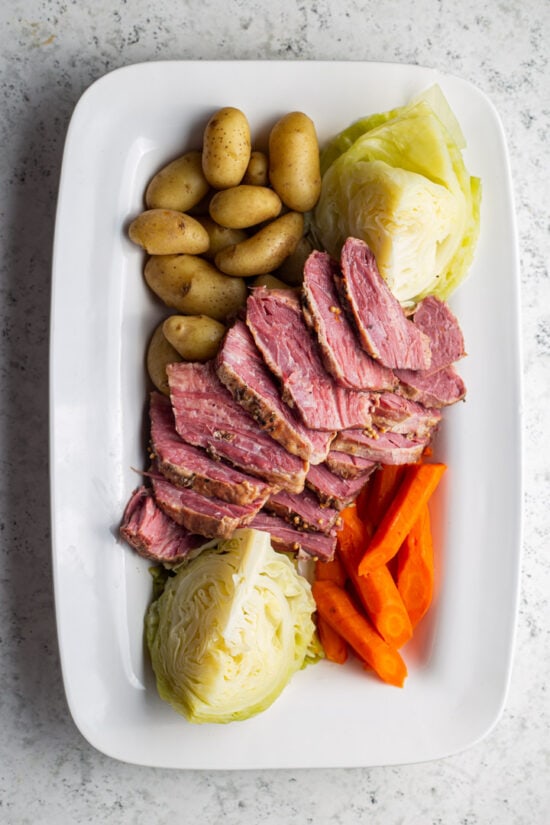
<box><xmin>128</xmin><ymin>107</ymin><xmax>322</xmax><ymax>394</ymax></box>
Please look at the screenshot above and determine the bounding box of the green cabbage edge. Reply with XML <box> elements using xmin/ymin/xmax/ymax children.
<box><xmin>313</xmin><ymin>85</ymin><xmax>482</xmax><ymax>305</ymax></box>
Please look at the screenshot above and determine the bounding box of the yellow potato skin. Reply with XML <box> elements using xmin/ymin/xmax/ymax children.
<box><xmin>144</xmin><ymin>254</ymin><xmax>247</xmax><ymax>321</ymax></box>
<box><xmin>128</xmin><ymin>209</ymin><xmax>210</xmax><ymax>255</ymax></box>
<box><xmin>196</xmin><ymin>216</ymin><xmax>249</xmax><ymax>260</ymax></box>
<box><xmin>145</xmin><ymin>151</ymin><xmax>210</xmax><ymax>212</ymax></box>
<box><xmin>268</xmin><ymin>112</ymin><xmax>321</xmax><ymax>212</ymax></box>
<box><xmin>146</xmin><ymin>322</ymin><xmax>182</xmax><ymax>395</ymax></box>
<box><xmin>251</xmin><ymin>274</ymin><xmax>295</xmax><ymax>290</ymax></box>
<box><xmin>275</xmin><ymin>235</ymin><xmax>314</xmax><ymax>286</ymax></box>
<box><xmin>215</xmin><ymin>211</ymin><xmax>304</xmax><ymax>276</ymax></box>
<box><xmin>209</xmin><ymin>185</ymin><xmax>282</xmax><ymax>229</ymax></box>
<box><xmin>242</xmin><ymin>151</ymin><xmax>269</xmax><ymax>186</ymax></box>
<box><xmin>202</xmin><ymin>107</ymin><xmax>251</xmax><ymax>189</ymax></box>
<box><xmin>162</xmin><ymin>314</ymin><xmax>226</xmax><ymax>362</ymax></box>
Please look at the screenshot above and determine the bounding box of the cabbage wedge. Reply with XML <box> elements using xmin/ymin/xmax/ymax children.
<box><xmin>145</xmin><ymin>528</ymin><xmax>320</xmax><ymax>724</ymax></box>
<box><xmin>314</xmin><ymin>85</ymin><xmax>481</xmax><ymax>305</ymax></box>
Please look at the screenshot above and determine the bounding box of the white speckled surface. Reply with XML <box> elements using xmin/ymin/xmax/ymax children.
<box><xmin>0</xmin><ymin>1</ymin><xmax>548</xmax><ymax>822</ymax></box>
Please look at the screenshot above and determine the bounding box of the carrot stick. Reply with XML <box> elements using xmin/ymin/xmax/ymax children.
<box><xmin>358</xmin><ymin>463</ymin><xmax>446</xmax><ymax>576</ymax></box>
<box><xmin>337</xmin><ymin>507</ymin><xmax>412</xmax><ymax>649</ymax></box>
<box><xmin>357</xmin><ymin>464</ymin><xmax>406</xmax><ymax>536</ymax></box>
<box><xmin>317</xmin><ymin>615</ymin><xmax>348</xmax><ymax>664</ymax></box>
<box><xmin>314</xmin><ymin>554</ymin><xmax>347</xmax><ymax>587</ymax></box>
<box><xmin>312</xmin><ymin>579</ymin><xmax>407</xmax><ymax>687</ymax></box>
<box><xmin>397</xmin><ymin>504</ymin><xmax>435</xmax><ymax>627</ymax></box>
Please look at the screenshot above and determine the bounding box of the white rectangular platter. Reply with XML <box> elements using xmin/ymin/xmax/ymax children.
<box><xmin>50</xmin><ymin>60</ymin><xmax>522</xmax><ymax>769</ymax></box>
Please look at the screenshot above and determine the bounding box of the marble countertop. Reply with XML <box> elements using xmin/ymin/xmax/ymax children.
<box><xmin>0</xmin><ymin>1</ymin><xmax>548</xmax><ymax>822</ymax></box>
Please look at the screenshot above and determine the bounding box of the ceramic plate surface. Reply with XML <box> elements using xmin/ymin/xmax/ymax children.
<box><xmin>50</xmin><ymin>60</ymin><xmax>522</xmax><ymax>769</ymax></box>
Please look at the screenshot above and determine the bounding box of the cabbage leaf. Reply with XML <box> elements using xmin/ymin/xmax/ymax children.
<box><xmin>145</xmin><ymin>528</ymin><xmax>320</xmax><ymax>724</ymax></box>
<box><xmin>314</xmin><ymin>85</ymin><xmax>481</xmax><ymax>305</ymax></box>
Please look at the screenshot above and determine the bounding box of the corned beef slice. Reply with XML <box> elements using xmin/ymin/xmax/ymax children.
<box><xmin>151</xmin><ymin>469</ymin><xmax>266</xmax><ymax>539</ymax></box>
<box><xmin>246</xmin><ymin>288</ymin><xmax>376</xmax><ymax>431</ymax></box>
<box><xmin>302</xmin><ymin>250</ymin><xmax>397</xmax><ymax>392</ymax></box>
<box><xmin>394</xmin><ymin>295</ymin><xmax>467</xmax><ymax>407</ymax></box>
<box><xmin>337</xmin><ymin>238</ymin><xmax>431</xmax><ymax>370</ymax></box>
<box><xmin>120</xmin><ymin>486</ymin><xmax>205</xmax><ymax>563</ymax></box>
<box><xmin>250</xmin><ymin>511</ymin><xmax>336</xmax><ymax>561</ymax></box>
<box><xmin>216</xmin><ymin>319</ymin><xmax>335</xmax><ymax>464</ymax></box>
<box><xmin>167</xmin><ymin>361</ymin><xmax>307</xmax><ymax>493</ymax></box>
<box><xmin>395</xmin><ymin>364</ymin><xmax>467</xmax><ymax>408</ymax></box>
<box><xmin>372</xmin><ymin>392</ymin><xmax>442</xmax><ymax>439</ymax></box>
<box><xmin>265</xmin><ymin>487</ymin><xmax>341</xmax><ymax>534</ymax></box>
<box><xmin>332</xmin><ymin>429</ymin><xmax>429</xmax><ymax>465</ymax></box>
<box><xmin>411</xmin><ymin>295</ymin><xmax>465</xmax><ymax>370</ymax></box>
<box><xmin>306</xmin><ymin>461</ymin><xmax>375</xmax><ymax>509</ymax></box>
<box><xmin>150</xmin><ymin>391</ymin><xmax>273</xmax><ymax>504</ymax></box>
<box><xmin>325</xmin><ymin>450</ymin><xmax>378</xmax><ymax>479</ymax></box>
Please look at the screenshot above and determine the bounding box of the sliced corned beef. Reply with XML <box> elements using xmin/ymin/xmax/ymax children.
<box><xmin>150</xmin><ymin>391</ymin><xmax>273</xmax><ymax>504</ymax></box>
<box><xmin>249</xmin><ymin>511</ymin><xmax>336</xmax><ymax>560</ymax></box>
<box><xmin>325</xmin><ymin>450</ymin><xmax>378</xmax><ymax>479</ymax></box>
<box><xmin>332</xmin><ymin>429</ymin><xmax>429</xmax><ymax>465</ymax></box>
<box><xmin>216</xmin><ymin>319</ymin><xmax>335</xmax><ymax>464</ymax></box>
<box><xmin>393</xmin><ymin>295</ymin><xmax>467</xmax><ymax>407</ymax></box>
<box><xmin>167</xmin><ymin>361</ymin><xmax>308</xmax><ymax>493</ymax></box>
<box><xmin>264</xmin><ymin>487</ymin><xmax>341</xmax><ymax>534</ymax></box>
<box><xmin>120</xmin><ymin>486</ymin><xmax>206</xmax><ymax>563</ymax></box>
<box><xmin>305</xmin><ymin>461</ymin><xmax>375</xmax><ymax>509</ymax></box>
<box><xmin>151</xmin><ymin>468</ymin><xmax>266</xmax><ymax>539</ymax></box>
<box><xmin>246</xmin><ymin>288</ymin><xmax>376</xmax><ymax>431</ymax></box>
<box><xmin>411</xmin><ymin>295</ymin><xmax>465</xmax><ymax>370</ymax></box>
<box><xmin>337</xmin><ymin>237</ymin><xmax>431</xmax><ymax>370</ymax></box>
<box><xmin>301</xmin><ymin>250</ymin><xmax>397</xmax><ymax>392</ymax></box>
<box><xmin>372</xmin><ymin>392</ymin><xmax>442</xmax><ymax>439</ymax></box>
<box><xmin>395</xmin><ymin>364</ymin><xmax>467</xmax><ymax>408</ymax></box>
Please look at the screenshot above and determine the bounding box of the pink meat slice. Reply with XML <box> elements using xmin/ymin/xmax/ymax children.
<box><xmin>119</xmin><ymin>486</ymin><xmax>206</xmax><ymax>563</ymax></box>
<box><xmin>246</xmin><ymin>288</ymin><xmax>376</xmax><ymax>431</ymax></box>
<box><xmin>337</xmin><ymin>237</ymin><xmax>432</xmax><ymax>370</ymax></box>
<box><xmin>301</xmin><ymin>250</ymin><xmax>397</xmax><ymax>391</ymax></box>
<box><xmin>167</xmin><ymin>361</ymin><xmax>308</xmax><ymax>493</ymax></box>
<box><xmin>216</xmin><ymin>319</ymin><xmax>335</xmax><ymax>463</ymax></box>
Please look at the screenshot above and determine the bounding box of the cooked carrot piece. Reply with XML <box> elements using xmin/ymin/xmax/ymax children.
<box><xmin>317</xmin><ymin>615</ymin><xmax>348</xmax><ymax>664</ymax></box>
<box><xmin>337</xmin><ymin>506</ymin><xmax>412</xmax><ymax>649</ymax></box>
<box><xmin>397</xmin><ymin>504</ymin><xmax>435</xmax><ymax>627</ymax></box>
<box><xmin>358</xmin><ymin>463</ymin><xmax>446</xmax><ymax>576</ymax></box>
<box><xmin>357</xmin><ymin>464</ymin><xmax>406</xmax><ymax>536</ymax></box>
<box><xmin>314</xmin><ymin>554</ymin><xmax>347</xmax><ymax>587</ymax></box>
<box><xmin>312</xmin><ymin>579</ymin><xmax>408</xmax><ymax>688</ymax></box>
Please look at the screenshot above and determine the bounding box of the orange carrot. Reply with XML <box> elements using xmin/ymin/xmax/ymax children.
<box><xmin>337</xmin><ymin>507</ymin><xmax>413</xmax><ymax>649</ymax></box>
<box><xmin>397</xmin><ymin>504</ymin><xmax>435</xmax><ymax>627</ymax></box>
<box><xmin>357</xmin><ymin>464</ymin><xmax>406</xmax><ymax>537</ymax></box>
<box><xmin>312</xmin><ymin>579</ymin><xmax>407</xmax><ymax>687</ymax></box>
<box><xmin>317</xmin><ymin>615</ymin><xmax>348</xmax><ymax>664</ymax></box>
<box><xmin>314</xmin><ymin>554</ymin><xmax>347</xmax><ymax>587</ymax></box>
<box><xmin>358</xmin><ymin>463</ymin><xmax>446</xmax><ymax>576</ymax></box>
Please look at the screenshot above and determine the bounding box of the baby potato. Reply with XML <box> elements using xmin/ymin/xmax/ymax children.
<box><xmin>268</xmin><ymin>112</ymin><xmax>321</xmax><ymax>212</ymax></box>
<box><xmin>209</xmin><ymin>185</ymin><xmax>282</xmax><ymax>229</ymax></box>
<box><xmin>251</xmin><ymin>274</ymin><xmax>295</xmax><ymax>290</ymax></box>
<box><xmin>144</xmin><ymin>254</ymin><xmax>247</xmax><ymax>321</ymax></box>
<box><xmin>215</xmin><ymin>211</ymin><xmax>304</xmax><ymax>276</ymax></box>
<box><xmin>146</xmin><ymin>322</ymin><xmax>183</xmax><ymax>395</ymax></box>
<box><xmin>162</xmin><ymin>314</ymin><xmax>226</xmax><ymax>362</ymax></box>
<box><xmin>145</xmin><ymin>151</ymin><xmax>210</xmax><ymax>212</ymax></box>
<box><xmin>242</xmin><ymin>151</ymin><xmax>269</xmax><ymax>186</ymax></box>
<box><xmin>128</xmin><ymin>209</ymin><xmax>210</xmax><ymax>255</ymax></box>
<box><xmin>202</xmin><ymin>107</ymin><xmax>251</xmax><ymax>189</ymax></box>
<box><xmin>196</xmin><ymin>216</ymin><xmax>249</xmax><ymax>260</ymax></box>
<box><xmin>275</xmin><ymin>235</ymin><xmax>314</xmax><ymax>286</ymax></box>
